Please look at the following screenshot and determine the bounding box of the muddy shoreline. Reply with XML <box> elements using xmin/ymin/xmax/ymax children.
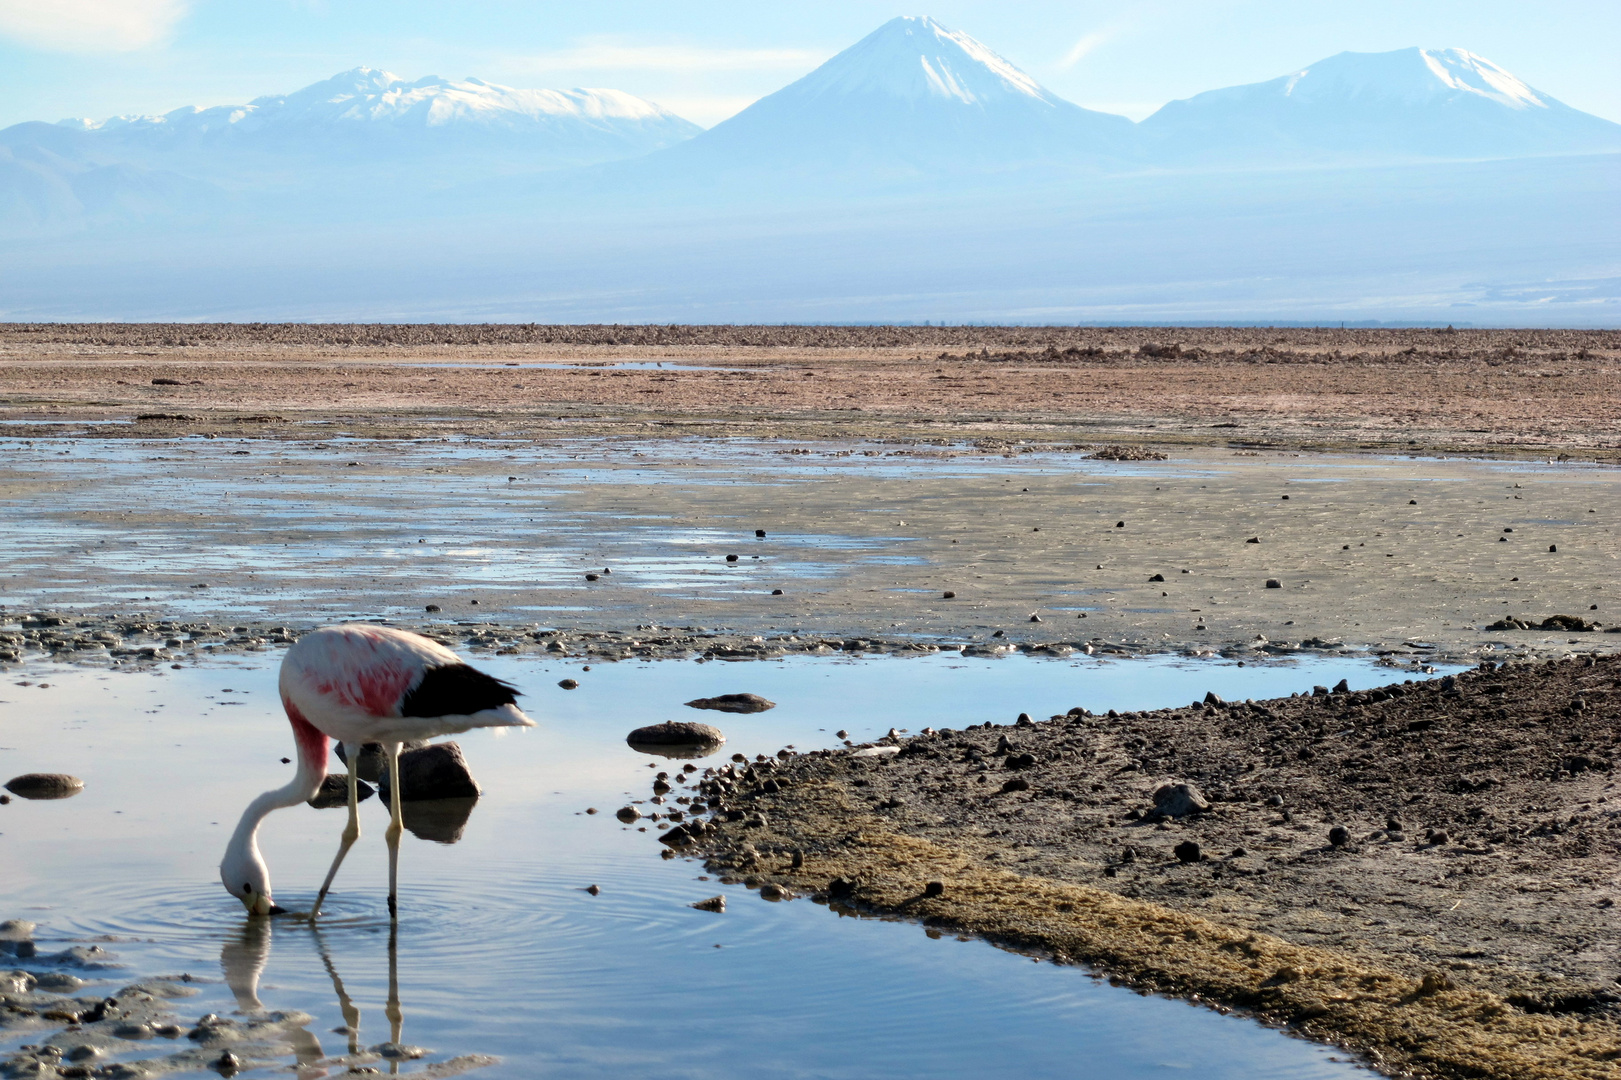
<box><xmin>673</xmin><ymin>656</ymin><xmax>1621</xmax><ymax>1080</ymax></box>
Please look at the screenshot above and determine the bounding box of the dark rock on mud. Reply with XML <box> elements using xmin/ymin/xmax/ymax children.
<box><xmin>305</xmin><ymin>773</ymin><xmax>376</xmax><ymax>809</ymax></box>
<box><xmin>1151</xmin><ymin>783</ymin><xmax>1210</xmax><ymax>818</ymax></box>
<box><xmin>1173</xmin><ymin>840</ymin><xmax>1203</xmax><ymax>863</ymax></box>
<box><xmin>1486</xmin><ymin>614</ymin><xmax>1600</xmax><ymax>632</ymax></box>
<box><xmin>684</xmin><ymin>693</ymin><xmax>776</xmax><ymax>714</ymax></box>
<box><xmin>4</xmin><ymin>774</ymin><xmax>83</xmax><ymax>800</ymax></box>
<box><xmin>374</xmin><ymin>742</ymin><xmax>480</xmax><ymax>801</ymax></box>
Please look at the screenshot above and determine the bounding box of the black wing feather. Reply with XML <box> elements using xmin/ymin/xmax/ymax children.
<box><xmin>400</xmin><ymin>663</ymin><xmax>520</xmax><ymax>718</ymax></box>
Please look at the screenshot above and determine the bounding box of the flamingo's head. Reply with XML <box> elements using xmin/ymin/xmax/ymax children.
<box><xmin>221</xmin><ymin>841</ymin><xmax>285</xmax><ymax>917</ymax></box>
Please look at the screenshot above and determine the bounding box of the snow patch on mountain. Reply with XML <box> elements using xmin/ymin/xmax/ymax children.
<box><xmin>61</xmin><ymin>68</ymin><xmax>694</xmax><ymax>139</ymax></box>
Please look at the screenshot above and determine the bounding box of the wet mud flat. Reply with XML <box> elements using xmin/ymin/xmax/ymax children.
<box><xmin>2</xmin><ymin>437</ymin><xmax>1619</xmax><ymax>669</ymax></box>
<box><xmin>677</xmin><ymin>655</ymin><xmax>1621</xmax><ymax>1080</ymax></box>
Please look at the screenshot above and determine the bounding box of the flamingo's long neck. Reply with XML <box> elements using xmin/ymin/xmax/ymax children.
<box><xmin>225</xmin><ymin>702</ymin><xmax>330</xmax><ymax>869</ymax></box>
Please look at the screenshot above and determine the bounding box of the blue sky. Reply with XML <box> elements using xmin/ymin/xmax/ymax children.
<box><xmin>2</xmin><ymin>1</ymin><xmax>1617</xmax><ymax>129</ymax></box>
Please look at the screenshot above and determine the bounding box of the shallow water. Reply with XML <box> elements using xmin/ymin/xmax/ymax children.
<box><xmin>0</xmin><ymin>651</ymin><xmax>1420</xmax><ymax>1078</ymax></box>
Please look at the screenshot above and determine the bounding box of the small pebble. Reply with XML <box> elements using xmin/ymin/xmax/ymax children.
<box><xmin>558</xmin><ymin>679</ymin><xmax>579</xmax><ymax>690</ymax></box>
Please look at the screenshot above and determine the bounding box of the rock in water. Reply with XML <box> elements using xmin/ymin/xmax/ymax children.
<box><xmin>306</xmin><ymin>774</ymin><xmax>377</xmax><ymax>809</ymax></box>
<box><xmin>375</xmin><ymin>742</ymin><xmax>481</xmax><ymax>801</ymax></box>
<box><xmin>335</xmin><ymin>740</ymin><xmax>429</xmax><ymax>784</ymax></box>
<box><xmin>4</xmin><ymin>773</ymin><xmax>84</xmax><ymax>800</ymax></box>
<box><xmin>1152</xmin><ymin>782</ymin><xmax>1211</xmax><ymax>818</ymax></box>
<box><xmin>684</xmin><ymin>693</ymin><xmax>776</xmax><ymax>714</ymax></box>
<box><xmin>626</xmin><ymin>721</ymin><xmax>726</xmax><ymax>752</ymax></box>
<box><xmin>691</xmin><ymin>895</ymin><xmax>726</xmax><ymax>912</ymax></box>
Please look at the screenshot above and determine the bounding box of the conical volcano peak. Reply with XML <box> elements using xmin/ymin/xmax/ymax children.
<box><xmin>1277</xmin><ymin>48</ymin><xmax>1547</xmax><ymax>110</ymax></box>
<box><xmin>789</xmin><ymin>14</ymin><xmax>1059</xmax><ymax>107</ymax></box>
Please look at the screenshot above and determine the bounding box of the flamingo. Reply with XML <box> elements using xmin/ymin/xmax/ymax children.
<box><xmin>221</xmin><ymin>624</ymin><xmax>534</xmax><ymax>919</ymax></box>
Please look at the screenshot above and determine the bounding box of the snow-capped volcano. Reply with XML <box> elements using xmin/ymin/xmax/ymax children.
<box><xmin>666</xmin><ymin>16</ymin><xmax>1133</xmax><ymax>172</ymax></box>
<box><xmin>1140</xmin><ymin>47</ymin><xmax>1621</xmax><ymax>162</ymax></box>
<box><xmin>64</xmin><ymin>67</ymin><xmax>695</xmax><ymax>150</ymax></box>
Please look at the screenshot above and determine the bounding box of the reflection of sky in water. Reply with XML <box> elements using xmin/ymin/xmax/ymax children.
<box><xmin>0</xmin><ymin>652</ymin><xmax>1400</xmax><ymax>1079</ymax></box>
<box><xmin>0</xmin><ymin>437</ymin><xmax>945</xmax><ymax>615</ymax></box>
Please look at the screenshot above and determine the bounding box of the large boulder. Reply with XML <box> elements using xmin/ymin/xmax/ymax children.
<box><xmin>375</xmin><ymin>742</ymin><xmax>480</xmax><ymax>801</ymax></box>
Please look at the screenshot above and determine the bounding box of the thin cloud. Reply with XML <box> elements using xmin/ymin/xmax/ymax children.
<box><xmin>509</xmin><ymin>41</ymin><xmax>826</xmax><ymax>75</ymax></box>
<box><xmin>1058</xmin><ymin>29</ymin><xmax>1116</xmax><ymax>70</ymax></box>
<box><xmin>0</xmin><ymin>0</ymin><xmax>187</xmax><ymax>52</ymax></box>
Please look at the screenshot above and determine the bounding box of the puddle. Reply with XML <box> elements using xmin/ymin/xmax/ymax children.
<box><xmin>0</xmin><ymin>652</ymin><xmax>1397</xmax><ymax>1078</ymax></box>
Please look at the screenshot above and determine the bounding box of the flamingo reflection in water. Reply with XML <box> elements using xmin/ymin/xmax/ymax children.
<box><xmin>221</xmin><ymin>918</ymin><xmax>426</xmax><ymax>1076</ymax></box>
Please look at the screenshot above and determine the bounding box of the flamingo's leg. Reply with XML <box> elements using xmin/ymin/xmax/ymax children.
<box><xmin>312</xmin><ymin>742</ymin><xmax>363</xmax><ymax>917</ymax></box>
<box><xmin>384</xmin><ymin>741</ymin><xmax>404</xmax><ymax>919</ymax></box>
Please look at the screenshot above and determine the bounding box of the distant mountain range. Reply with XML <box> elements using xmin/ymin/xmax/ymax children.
<box><xmin>3</xmin><ymin>15</ymin><xmax>1617</xmax><ymax>226</ymax></box>
<box><xmin>0</xmin><ymin>67</ymin><xmax>700</xmax><ymax>224</ymax></box>
<box><xmin>1</xmin><ymin>15</ymin><xmax>1616</xmax><ymax>325</ymax></box>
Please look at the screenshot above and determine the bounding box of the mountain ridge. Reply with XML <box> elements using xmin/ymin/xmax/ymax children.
<box><xmin>1140</xmin><ymin>47</ymin><xmax>1621</xmax><ymax>162</ymax></box>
